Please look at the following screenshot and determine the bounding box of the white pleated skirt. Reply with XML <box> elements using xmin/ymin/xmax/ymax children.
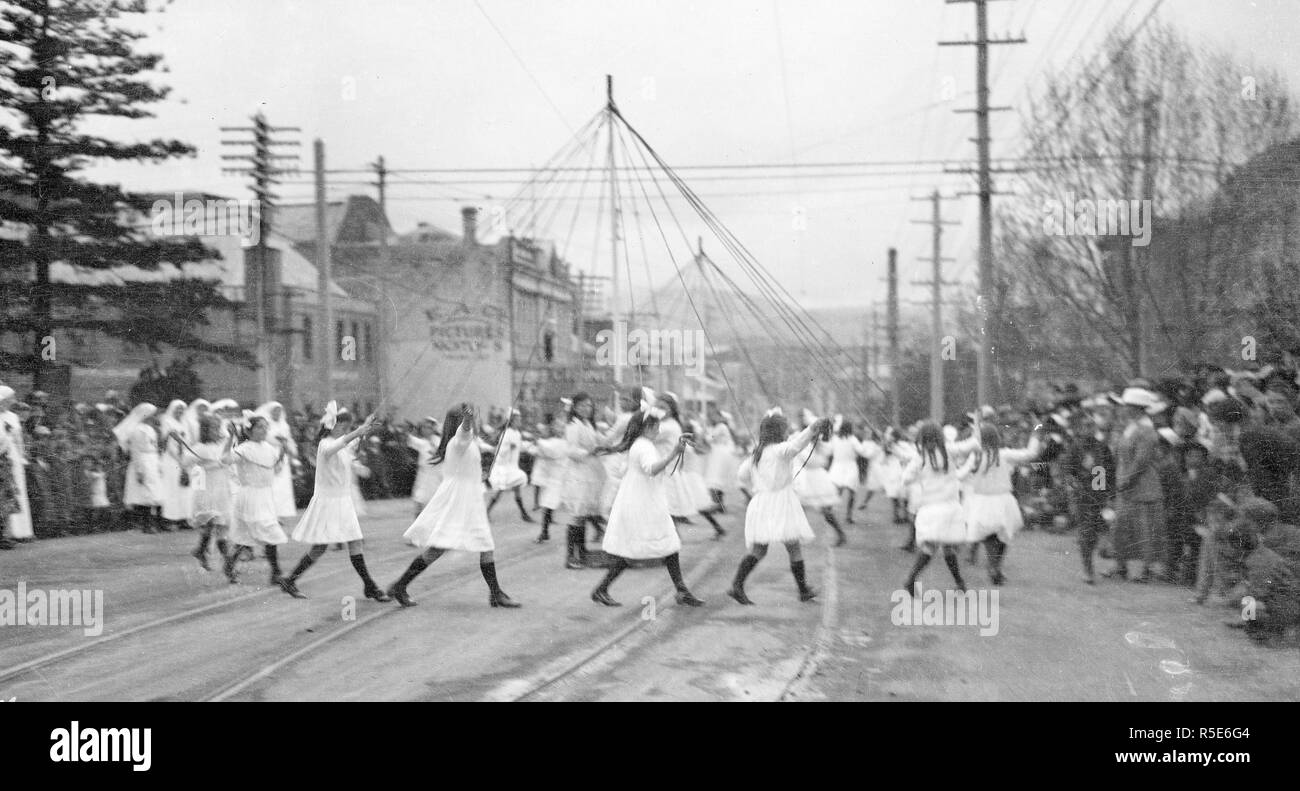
<box><xmin>914</xmin><ymin>501</ymin><xmax>967</xmax><ymax>545</ymax></box>
<box><xmin>403</xmin><ymin>478</ymin><xmax>495</xmax><ymax>553</ymax></box>
<box><xmin>794</xmin><ymin>468</ymin><xmax>840</xmax><ymax>508</ymax></box>
<box><xmin>964</xmin><ymin>492</ymin><xmax>1024</xmax><ymax>542</ymax></box>
<box><xmin>744</xmin><ymin>489</ymin><xmax>816</xmax><ymax>549</ymax></box>
<box><xmin>230</xmin><ymin>485</ymin><xmax>288</xmax><ymax>545</ymax></box>
<box><xmin>292</xmin><ymin>493</ymin><xmax>365</xmax><ymax>544</ymax></box>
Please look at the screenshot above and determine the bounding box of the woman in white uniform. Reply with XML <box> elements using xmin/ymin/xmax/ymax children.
<box><xmin>279</xmin><ymin>403</ymin><xmax>390</xmax><ymax>601</ymax></box>
<box><xmin>114</xmin><ymin>403</ymin><xmax>164</xmax><ymax>534</ymax></box>
<box><xmin>901</xmin><ymin>422</ymin><xmax>974</xmax><ymax>594</ymax></box>
<box><xmin>185</xmin><ymin>415</ymin><xmax>235</xmax><ymax>570</ymax></box>
<box><xmin>157</xmin><ymin>400</ymin><xmax>193</xmax><ymax>530</ymax></box>
<box><xmin>589</xmin><ymin>404</ymin><xmax>704</xmax><ymax>608</ymax></box>
<box><xmin>486</xmin><ymin>410</ymin><xmax>534</xmax><ymax>523</ymax></box>
<box><xmin>527</xmin><ymin>412</ymin><xmax>569</xmax><ymax>544</ymax></box>
<box><xmin>704</xmin><ymin>408</ymin><xmax>739</xmax><ymax>513</ymax></box>
<box><xmin>964</xmin><ymin>420</ymin><xmax>1042</xmax><ymax>586</ymax></box>
<box><xmin>388</xmin><ymin>404</ymin><xmax>519</xmax><ymax>609</ymax></box>
<box><xmin>225</xmin><ymin>416</ymin><xmax>289</xmax><ymax>585</ymax></box>
<box><xmin>792</xmin><ymin>410</ymin><xmax>845</xmax><ymax>546</ymax></box>
<box><xmin>561</xmin><ymin>393</ymin><xmax>608</xmax><ymax>569</ymax></box>
<box><xmin>655</xmin><ymin>392</ymin><xmax>725</xmax><ymax>538</ymax></box>
<box><xmin>256</xmin><ymin>401</ymin><xmax>298</xmax><ymax>521</ymax></box>
<box><xmin>0</xmin><ymin>385</ymin><xmax>33</xmax><ymax>542</ymax></box>
<box><xmin>727</xmin><ymin>408</ymin><xmax>832</xmax><ymax>605</ymax></box>
<box><xmin>407</xmin><ymin>417</ymin><xmax>442</xmax><ymax>517</ymax></box>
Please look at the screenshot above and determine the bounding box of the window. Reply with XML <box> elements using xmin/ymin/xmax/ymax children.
<box><xmin>302</xmin><ymin>315</ymin><xmax>313</xmax><ymax>360</ymax></box>
<box><xmin>543</xmin><ymin>331</ymin><xmax>554</xmax><ymax>363</ymax></box>
<box><xmin>364</xmin><ymin>323</ymin><xmax>373</xmax><ymax>363</ymax></box>
<box><xmin>336</xmin><ymin>321</ymin><xmax>345</xmax><ymax>361</ymax></box>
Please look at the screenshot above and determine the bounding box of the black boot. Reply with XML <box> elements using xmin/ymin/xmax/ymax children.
<box><xmin>388</xmin><ymin>554</ymin><xmax>431</xmax><ymax>607</ymax></box>
<box><xmin>942</xmin><ymin>548</ymin><xmax>967</xmax><ymax>592</ymax></box>
<box><xmin>701</xmin><ymin>510</ymin><xmax>726</xmax><ymax>539</ymax></box>
<box><xmin>791</xmin><ymin>559</ymin><xmax>816</xmax><ymax>602</ymax></box>
<box><xmin>536</xmin><ymin>509</ymin><xmax>552</xmax><ymax>543</ymax></box>
<box><xmin>904</xmin><ymin>552</ymin><xmax>932</xmax><ymax>595</ymax></box>
<box><xmin>845</xmin><ymin>491</ymin><xmax>856</xmax><ymax>524</ymax></box>
<box><xmin>565</xmin><ymin>524</ymin><xmax>585</xmax><ymax>569</ymax></box>
<box><xmin>265</xmin><ymin>544</ymin><xmax>283</xmax><ymax>586</ymax></box>
<box><xmin>515</xmin><ymin>490</ymin><xmax>535</xmax><ymax>522</ymax></box>
<box><xmin>824</xmin><ymin>509</ymin><xmax>846</xmax><ymax>547</ymax></box>
<box><xmin>280</xmin><ymin>551</ymin><xmax>317</xmax><ymax>598</ymax></box>
<box><xmin>350</xmin><ymin>554</ymin><xmax>391</xmax><ymax>601</ymax></box>
<box><xmin>481</xmin><ymin>561</ymin><xmax>520</xmax><ymax>608</ymax></box>
<box><xmin>591</xmin><ymin>558</ymin><xmax>628</xmax><ymax>606</ymax></box>
<box><xmin>900</xmin><ymin>521</ymin><xmax>916</xmax><ymax>552</ymax></box>
<box><xmin>487</xmin><ymin>491</ymin><xmax>503</xmax><ymax>514</ymax></box>
<box><xmin>985</xmin><ymin>536</ymin><xmax>1006</xmax><ymax>585</ymax></box>
<box><xmin>138</xmin><ymin>507</ymin><xmax>156</xmax><ymax>534</ymax></box>
<box><xmin>215</xmin><ymin>538</ymin><xmax>230</xmax><ymax>565</ymax></box>
<box><xmin>192</xmin><ymin>527</ymin><xmax>212</xmax><ymax>570</ymax></box>
<box><xmin>223</xmin><ymin>545</ymin><xmax>243</xmax><ymax>584</ymax></box>
<box><xmin>665</xmin><ymin>553</ymin><xmax>703</xmax><ymax>606</ymax></box>
<box><xmin>727</xmin><ymin>554</ymin><xmax>760</xmax><ymax>605</ymax></box>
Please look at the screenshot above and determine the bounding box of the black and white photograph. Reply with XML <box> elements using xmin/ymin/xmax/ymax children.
<box><xmin>0</xmin><ymin>0</ymin><xmax>1296</xmax><ymax>726</ymax></box>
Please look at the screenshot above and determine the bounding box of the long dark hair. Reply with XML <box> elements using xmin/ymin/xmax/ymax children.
<box><xmin>836</xmin><ymin>419</ymin><xmax>854</xmax><ymax>438</ymax></box>
<box><xmin>431</xmin><ymin>403</ymin><xmax>472</xmax><ymax>465</ymax></box>
<box><xmin>752</xmin><ymin>413</ymin><xmax>790</xmax><ymax>467</ymax></box>
<box><xmin>241</xmin><ymin>415</ymin><xmax>267</xmax><ymax>444</ymax></box>
<box><xmin>567</xmin><ymin>393</ymin><xmax>594</xmax><ymax>426</ymax></box>
<box><xmin>974</xmin><ymin>423</ymin><xmax>1001</xmax><ymax>472</ymax></box>
<box><xmin>604</xmin><ymin>411</ymin><xmax>660</xmax><ymax>455</ymax></box>
<box><xmin>915</xmin><ymin>422</ymin><xmax>949</xmax><ymax>472</ymax></box>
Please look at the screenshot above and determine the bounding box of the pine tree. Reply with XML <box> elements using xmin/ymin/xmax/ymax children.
<box><xmin>0</xmin><ymin>0</ymin><xmax>255</xmax><ymax>391</ymax></box>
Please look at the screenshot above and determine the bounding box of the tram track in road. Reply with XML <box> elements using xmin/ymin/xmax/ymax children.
<box><xmin>202</xmin><ymin>541</ymin><xmax>553</xmax><ymax>701</ymax></box>
<box><xmin>778</xmin><ymin>543</ymin><xmax>839</xmax><ymax>701</ymax></box>
<box><xmin>0</xmin><ymin>539</ymin><xmax>441</xmax><ymax>690</ymax></box>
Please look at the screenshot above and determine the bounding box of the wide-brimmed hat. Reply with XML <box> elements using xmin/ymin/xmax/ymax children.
<box><xmin>1120</xmin><ymin>387</ymin><xmax>1161</xmax><ymax>413</ymax></box>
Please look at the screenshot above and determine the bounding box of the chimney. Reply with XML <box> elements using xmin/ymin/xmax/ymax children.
<box><xmin>461</xmin><ymin>206</ymin><xmax>477</xmax><ymax>247</ymax></box>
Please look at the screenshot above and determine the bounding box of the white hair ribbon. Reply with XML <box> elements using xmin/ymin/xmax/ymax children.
<box><xmin>320</xmin><ymin>400</ymin><xmax>340</xmax><ymax>430</ymax></box>
<box><xmin>765</xmin><ymin>406</ymin><xmax>783</xmax><ymax>418</ymax></box>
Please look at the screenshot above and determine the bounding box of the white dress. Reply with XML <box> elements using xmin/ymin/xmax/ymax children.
<box><xmin>123</xmin><ymin>424</ymin><xmax>164</xmax><ymax>508</ymax></box>
<box><xmin>792</xmin><ymin>440</ymin><xmax>839</xmax><ymax>508</ymax></box>
<box><xmin>705</xmin><ymin>422</ymin><xmax>739</xmax><ymax>491</ymax></box>
<box><xmin>159</xmin><ymin>411</ymin><xmax>193</xmax><ymax>521</ymax></box>
<box><xmin>292</xmin><ymin>435</ymin><xmax>366</xmax><ymax>544</ymax></box>
<box><xmin>229</xmin><ymin>440</ymin><xmax>288</xmax><ymax>546</ymax></box>
<box><xmin>267</xmin><ymin>423</ymin><xmax>298</xmax><ymax>519</ymax></box>
<box><xmin>902</xmin><ymin>454</ymin><xmax>971</xmax><ymax>545</ymax></box>
<box><xmin>880</xmin><ymin>444</ymin><xmax>907</xmax><ymax>499</ymax></box>
<box><xmin>487</xmin><ymin>427</ymin><xmax>529</xmax><ymax>490</ymax></box>
<box><xmin>861</xmin><ymin>440</ymin><xmax>886</xmax><ymax>492</ymax></box>
<box><xmin>598</xmin><ymin>412</ymin><xmax>633</xmax><ymax>515</ymax></box>
<box><xmin>964</xmin><ymin>440</ymin><xmax>1039</xmax><ymax>542</ymax></box>
<box><xmin>403</xmin><ymin>432</ymin><xmax>494</xmax><ymax>552</ymax></box>
<box><xmin>188</xmin><ymin>442</ymin><xmax>235</xmax><ymax>528</ymax></box>
<box><xmin>562</xmin><ymin>419</ymin><xmax>606</xmax><ymax>517</ymax></box>
<box><xmin>530</xmin><ymin>436</ymin><xmax>569</xmax><ymax>510</ymax></box>
<box><xmin>601</xmin><ymin>437</ymin><xmax>682</xmax><ymax>559</ymax></box>
<box><xmin>827</xmin><ymin>435</ymin><xmax>867</xmax><ymax>490</ymax></box>
<box><xmin>407</xmin><ymin>434</ymin><xmax>443</xmax><ymax>506</ymax></box>
<box><xmin>737</xmin><ymin>426</ymin><xmax>819</xmax><ymax>548</ymax></box>
<box><xmin>2</xmin><ymin>412</ymin><xmax>33</xmax><ymax>539</ymax></box>
<box><xmin>347</xmin><ymin>440</ymin><xmax>369</xmax><ymax>518</ymax></box>
<box><xmin>657</xmin><ymin>418</ymin><xmax>712</xmax><ymax>516</ymax></box>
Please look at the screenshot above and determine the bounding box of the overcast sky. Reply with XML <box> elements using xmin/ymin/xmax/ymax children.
<box><xmin>81</xmin><ymin>0</ymin><xmax>1300</xmax><ymax>313</ymax></box>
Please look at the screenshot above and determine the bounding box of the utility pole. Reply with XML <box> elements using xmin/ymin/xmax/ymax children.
<box><xmin>887</xmin><ymin>248</ymin><xmax>900</xmax><ymax>428</ymax></box>
<box><xmin>221</xmin><ymin>112</ymin><xmax>301</xmax><ymax>404</ymax></box>
<box><xmin>910</xmin><ymin>190</ymin><xmax>961</xmax><ymax>422</ymax></box>
<box><xmin>605</xmin><ymin>75</ymin><xmax>622</xmax><ymax>391</ymax></box>
<box><xmin>314</xmin><ymin>140</ymin><xmax>332</xmax><ymax>407</ymax></box>
<box><xmin>940</xmin><ymin>0</ymin><xmax>1024</xmax><ymax>409</ymax></box>
<box><xmin>371</xmin><ymin>155</ymin><xmax>391</xmax><ymax>410</ymax></box>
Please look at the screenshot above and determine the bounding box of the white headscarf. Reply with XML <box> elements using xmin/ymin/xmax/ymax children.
<box><xmin>256</xmin><ymin>400</ymin><xmax>291</xmax><ymax>439</ymax></box>
<box><xmin>112</xmin><ymin>403</ymin><xmax>157</xmax><ymax>451</ymax></box>
<box><xmin>160</xmin><ymin>399</ymin><xmax>188</xmax><ymax>437</ymax></box>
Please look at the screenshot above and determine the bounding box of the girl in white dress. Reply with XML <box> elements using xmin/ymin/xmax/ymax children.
<box><xmin>655</xmin><ymin>392</ymin><xmax>725</xmax><ymax>538</ymax></box>
<box><xmin>901</xmin><ymin>422</ymin><xmax>974</xmax><ymax>594</ymax></box>
<box><xmin>114</xmin><ymin>403</ymin><xmax>164</xmax><ymax>534</ymax></box>
<box><xmin>727</xmin><ymin>408</ymin><xmax>833</xmax><ymax>605</ymax></box>
<box><xmin>279</xmin><ymin>403</ymin><xmax>390</xmax><ymax>601</ymax></box>
<box><xmin>388</xmin><ymin>404</ymin><xmax>520</xmax><ymax>609</ymax></box>
<box><xmin>185</xmin><ymin>415</ymin><xmax>236</xmax><ymax>570</ymax></box>
<box><xmin>561</xmin><ymin>393</ymin><xmax>608</xmax><ymax>569</ymax></box>
<box><xmin>486</xmin><ymin>410</ymin><xmax>534</xmax><ymax>523</ymax></box>
<box><xmin>527</xmin><ymin>412</ymin><xmax>569</xmax><ymax>544</ymax></box>
<box><xmin>827</xmin><ymin>418</ymin><xmax>869</xmax><ymax>525</ymax></box>
<box><xmin>878</xmin><ymin>428</ymin><xmax>908</xmax><ymax>524</ymax></box>
<box><xmin>857</xmin><ymin>431</ymin><xmax>885</xmax><ymax>513</ymax></box>
<box><xmin>792</xmin><ymin>410</ymin><xmax>845</xmax><ymax>546</ymax></box>
<box><xmin>224</xmin><ymin>416</ymin><xmax>290</xmax><ymax>585</ymax></box>
<box><xmin>704</xmin><ymin>408</ymin><xmax>739</xmax><ymax>513</ymax></box>
<box><xmin>589</xmin><ymin>405</ymin><xmax>704</xmax><ymax>608</ymax></box>
<box><xmin>255</xmin><ymin>401</ymin><xmax>299</xmax><ymax>521</ymax></box>
<box><xmin>407</xmin><ymin>417</ymin><xmax>442</xmax><ymax>517</ymax></box>
<box><xmin>963</xmin><ymin>421</ymin><xmax>1042</xmax><ymax>586</ymax></box>
<box><xmin>158</xmin><ymin>399</ymin><xmax>193</xmax><ymax>529</ymax></box>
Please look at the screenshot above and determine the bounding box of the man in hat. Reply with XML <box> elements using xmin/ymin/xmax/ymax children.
<box><xmin>1107</xmin><ymin>387</ymin><xmax>1167</xmax><ymax>582</ymax></box>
